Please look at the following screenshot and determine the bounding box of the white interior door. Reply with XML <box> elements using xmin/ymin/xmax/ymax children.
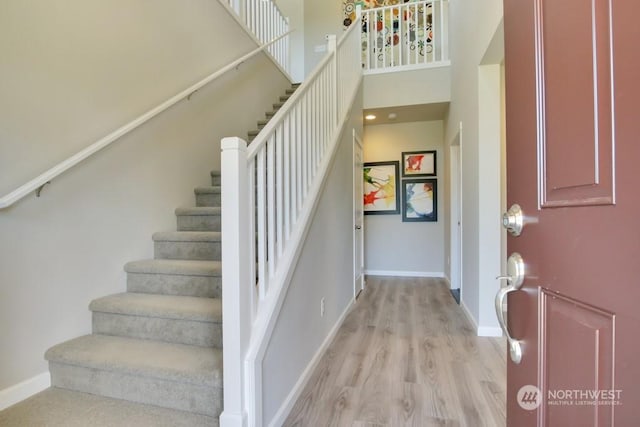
<box><xmin>353</xmin><ymin>129</ymin><xmax>365</xmax><ymax>298</ymax></box>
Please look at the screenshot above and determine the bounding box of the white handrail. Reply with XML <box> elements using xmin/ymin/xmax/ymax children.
<box><xmin>0</xmin><ymin>31</ymin><xmax>292</xmax><ymax>210</ymax></box>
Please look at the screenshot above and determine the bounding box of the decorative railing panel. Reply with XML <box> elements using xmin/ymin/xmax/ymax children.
<box><xmin>344</xmin><ymin>0</ymin><xmax>449</xmax><ymax>73</ymax></box>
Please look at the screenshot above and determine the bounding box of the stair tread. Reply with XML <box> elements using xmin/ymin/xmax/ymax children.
<box><xmin>125</xmin><ymin>259</ymin><xmax>221</xmax><ymax>276</ymax></box>
<box><xmin>194</xmin><ymin>186</ymin><xmax>220</xmax><ymax>194</ymax></box>
<box><xmin>152</xmin><ymin>231</ymin><xmax>221</xmax><ymax>242</ymax></box>
<box><xmin>175</xmin><ymin>206</ymin><xmax>221</xmax><ymax>216</ymax></box>
<box><xmin>90</xmin><ymin>292</ymin><xmax>221</xmax><ymax>322</ymax></box>
<box><xmin>0</xmin><ymin>388</ymin><xmax>217</xmax><ymax>427</ymax></box>
<box><xmin>45</xmin><ymin>335</ymin><xmax>222</xmax><ymax>387</ymax></box>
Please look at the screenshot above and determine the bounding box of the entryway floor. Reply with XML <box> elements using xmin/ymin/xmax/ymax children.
<box><xmin>284</xmin><ymin>276</ymin><xmax>506</xmax><ymax>426</ymax></box>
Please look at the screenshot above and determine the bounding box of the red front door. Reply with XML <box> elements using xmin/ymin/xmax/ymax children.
<box><xmin>503</xmin><ymin>0</ymin><xmax>640</xmax><ymax>425</ymax></box>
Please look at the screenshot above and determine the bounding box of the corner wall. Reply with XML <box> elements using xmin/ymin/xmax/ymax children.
<box><xmin>303</xmin><ymin>0</ymin><xmax>343</xmax><ymax>75</ymax></box>
<box><xmin>363</xmin><ymin>120</ymin><xmax>445</xmax><ymax>277</ymax></box>
<box><xmin>0</xmin><ymin>0</ymin><xmax>289</xmax><ymax>397</ymax></box>
<box><xmin>262</xmin><ymin>85</ymin><xmax>363</xmax><ymax>426</ymax></box>
<box><xmin>444</xmin><ymin>0</ymin><xmax>503</xmax><ymax>335</ymax></box>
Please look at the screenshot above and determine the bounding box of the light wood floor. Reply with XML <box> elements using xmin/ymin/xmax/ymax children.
<box><xmin>283</xmin><ymin>276</ymin><xmax>506</xmax><ymax>427</ymax></box>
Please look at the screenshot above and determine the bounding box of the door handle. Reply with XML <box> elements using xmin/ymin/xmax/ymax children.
<box><xmin>495</xmin><ymin>252</ymin><xmax>525</xmax><ymax>364</ymax></box>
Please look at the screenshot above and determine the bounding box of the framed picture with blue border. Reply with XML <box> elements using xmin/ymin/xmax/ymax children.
<box><xmin>402</xmin><ymin>178</ymin><xmax>437</xmax><ymax>222</ymax></box>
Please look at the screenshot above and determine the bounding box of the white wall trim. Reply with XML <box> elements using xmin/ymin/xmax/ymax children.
<box><xmin>460</xmin><ymin>299</ymin><xmax>503</xmax><ymax>337</ymax></box>
<box><xmin>0</xmin><ymin>371</ymin><xmax>50</xmax><ymax>411</ymax></box>
<box><xmin>460</xmin><ymin>299</ymin><xmax>478</xmax><ymax>331</ymax></box>
<box><xmin>365</xmin><ymin>270</ymin><xmax>445</xmax><ymax>278</ymax></box>
<box><xmin>477</xmin><ymin>326</ymin><xmax>503</xmax><ymax>337</ymax></box>
<box><xmin>268</xmin><ymin>298</ymin><xmax>355</xmax><ymax>427</ymax></box>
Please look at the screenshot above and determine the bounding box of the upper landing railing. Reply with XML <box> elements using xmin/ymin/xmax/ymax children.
<box><xmin>355</xmin><ymin>0</ymin><xmax>449</xmax><ymax>74</ymax></box>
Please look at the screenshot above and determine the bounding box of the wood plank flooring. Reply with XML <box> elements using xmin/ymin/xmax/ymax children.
<box><xmin>283</xmin><ymin>276</ymin><xmax>506</xmax><ymax>427</ymax></box>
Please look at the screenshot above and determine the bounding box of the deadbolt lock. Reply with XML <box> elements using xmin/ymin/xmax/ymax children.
<box><xmin>502</xmin><ymin>204</ymin><xmax>524</xmax><ymax>237</ymax></box>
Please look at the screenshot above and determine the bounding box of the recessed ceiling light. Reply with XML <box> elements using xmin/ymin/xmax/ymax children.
<box><xmin>388</xmin><ymin>113</ymin><xmax>397</xmax><ymax>120</ymax></box>
<box><xmin>365</xmin><ymin>114</ymin><xmax>376</xmax><ymax>121</ymax></box>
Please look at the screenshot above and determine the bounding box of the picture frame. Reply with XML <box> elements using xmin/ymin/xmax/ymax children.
<box><xmin>401</xmin><ymin>150</ymin><xmax>436</xmax><ymax>177</ymax></box>
<box><xmin>402</xmin><ymin>179</ymin><xmax>437</xmax><ymax>222</ymax></box>
<box><xmin>363</xmin><ymin>161</ymin><xmax>400</xmax><ymax>215</ymax></box>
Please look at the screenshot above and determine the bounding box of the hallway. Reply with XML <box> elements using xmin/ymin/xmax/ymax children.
<box><xmin>284</xmin><ymin>277</ymin><xmax>506</xmax><ymax>426</ymax></box>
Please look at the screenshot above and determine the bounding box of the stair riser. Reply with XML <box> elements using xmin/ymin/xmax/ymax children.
<box><xmin>195</xmin><ymin>193</ymin><xmax>221</xmax><ymax>207</ymax></box>
<box><xmin>177</xmin><ymin>215</ymin><xmax>221</xmax><ymax>232</ymax></box>
<box><xmin>93</xmin><ymin>313</ymin><xmax>222</xmax><ymax>348</ymax></box>
<box><xmin>127</xmin><ymin>273</ymin><xmax>221</xmax><ymax>298</ymax></box>
<box><xmin>49</xmin><ymin>363</ymin><xmax>221</xmax><ymax>417</ymax></box>
<box><xmin>154</xmin><ymin>241</ymin><xmax>221</xmax><ymax>261</ymax></box>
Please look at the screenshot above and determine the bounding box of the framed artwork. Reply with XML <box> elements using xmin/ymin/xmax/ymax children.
<box><xmin>402</xmin><ymin>179</ymin><xmax>437</xmax><ymax>222</ymax></box>
<box><xmin>363</xmin><ymin>161</ymin><xmax>400</xmax><ymax>215</ymax></box>
<box><xmin>401</xmin><ymin>150</ymin><xmax>436</xmax><ymax>177</ymax></box>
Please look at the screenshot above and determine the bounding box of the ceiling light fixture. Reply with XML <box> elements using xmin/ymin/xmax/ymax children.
<box><xmin>365</xmin><ymin>114</ymin><xmax>376</xmax><ymax>120</ymax></box>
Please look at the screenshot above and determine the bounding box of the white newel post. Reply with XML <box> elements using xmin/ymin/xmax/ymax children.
<box><xmin>220</xmin><ymin>137</ymin><xmax>250</xmax><ymax>427</ymax></box>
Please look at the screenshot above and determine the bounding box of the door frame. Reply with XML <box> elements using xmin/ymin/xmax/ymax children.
<box><xmin>353</xmin><ymin>129</ymin><xmax>365</xmax><ymax>299</ymax></box>
<box><xmin>449</xmin><ymin>128</ymin><xmax>463</xmax><ymax>297</ymax></box>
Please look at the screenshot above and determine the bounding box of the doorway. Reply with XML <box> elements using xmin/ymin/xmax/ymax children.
<box><xmin>449</xmin><ymin>128</ymin><xmax>462</xmax><ymax>304</ymax></box>
<box><xmin>353</xmin><ymin>129</ymin><xmax>365</xmax><ymax>299</ymax></box>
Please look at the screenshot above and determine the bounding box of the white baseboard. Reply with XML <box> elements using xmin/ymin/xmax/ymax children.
<box><xmin>268</xmin><ymin>298</ymin><xmax>355</xmax><ymax>427</ymax></box>
<box><xmin>0</xmin><ymin>371</ymin><xmax>50</xmax><ymax>411</ymax></box>
<box><xmin>477</xmin><ymin>326</ymin><xmax>503</xmax><ymax>337</ymax></box>
<box><xmin>460</xmin><ymin>300</ymin><xmax>503</xmax><ymax>337</ymax></box>
<box><xmin>364</xmin><ymin>270</ymin><xmax>445</xmax><ymax>278</ymax></box>
<box><xmin>460</xmin><ymin>299</ymin><xmax>478</xmax><ymax>332</ymax></box>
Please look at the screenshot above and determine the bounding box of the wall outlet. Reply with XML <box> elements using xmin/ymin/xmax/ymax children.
<box><xmin>320</xmin><ymin>298</ymin><xmax>325</xmax><ymax>317</ymax></box>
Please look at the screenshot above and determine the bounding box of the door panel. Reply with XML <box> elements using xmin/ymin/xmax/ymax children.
<box><xmin>540</xmin><ymin>290</ymin><xmax>615</xmax><ymax>425</ymax></box>
<box><xmin>535</xmin><ymin>0</ymin><xmax>615</xmax><ymax>207</ymax></box>
<box><xmin>504</xmin><ymin>0</ymin><xmax>640</xmax><ymax>425</ymax></box>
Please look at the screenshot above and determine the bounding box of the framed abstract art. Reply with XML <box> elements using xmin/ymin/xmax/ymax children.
<box><xmin>401</xmin><ymin>150</ymin><xmax>436</xmax><ymax>177</ymax></box>
<box><xmin>402</xmin><ymin>178</ymin><xmax>437</xmax><ymax>222</ymax></box>
<box><xmin>363</xmin><ymin>161</ymin><xmax>400</xmax><ymax>215</ymax></box>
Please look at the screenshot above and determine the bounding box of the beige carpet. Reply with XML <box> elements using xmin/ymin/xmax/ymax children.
<box><xmin>0</xmin><ymin>388</ymin><xmax>217</xmax><ymax>427</ymax></box>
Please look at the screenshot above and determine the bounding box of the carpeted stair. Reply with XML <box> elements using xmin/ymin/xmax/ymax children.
<box><xmin>0</xmin><ymin>84</ymin><xmax>300</xmax><ymax>426</ymax></box>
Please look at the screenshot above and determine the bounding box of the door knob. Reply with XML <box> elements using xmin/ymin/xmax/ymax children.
<box><xmin>502</xmin><ymin>204</ymin><xmax>524</xmax><ymax>236</ymax></box>
<box><xmin>355</xmin><ymin>225</ymin><xmax>362</xmax><ymax>230</ymax></box>
<box><xmin>495</xmin><ymin>252</ymin><xmax>525</xmax><ymax>364</ymax></box>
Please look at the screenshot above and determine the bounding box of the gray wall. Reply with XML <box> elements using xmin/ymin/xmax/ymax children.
<box><xmin>303</xmin><ymin>0</ymin><xmax>343</xmax><ymax>75</ymax></box>
<box><xmin>274</xmin><ymin>0</ymin><xmax>305</xmax><ymax>82</ymax></box>
<box><xmin>0</xmin><ymin>0</ymin><xmax>290</xmax><ymax>391</ymax></box>
<box><xmin>262</xmin><ymin>85</ymin><xmax>363</xmax><ymax>425</ymax></box>
<box><xmin>363</xmin><ymin>121</ymin><xmax>445</xmax><ymax>276</ymax></box>
<box><xmin>444</xmin><ymin>0</ymin><xmax>504</xmax><ymax>334</ymax></box>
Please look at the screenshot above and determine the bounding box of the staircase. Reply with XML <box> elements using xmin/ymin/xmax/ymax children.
<box><xmin>0</xmin><ymin>85</ymin><xmax>300</xmax><ymax>426</ymax></box>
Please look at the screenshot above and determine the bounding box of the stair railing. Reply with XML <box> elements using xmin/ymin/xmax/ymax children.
<box><xmin>225</xmin><ymin>0</ymin><xmax>291</xmax><ymax>76</ymax></box>
<box><xmin>220</xmin><ymin>13</ymin><xmax>362</xmax><ymax>427</ymax></box>
<box><xmin>0</xmin><ymin>31</ymin><xmax>291</xmax><ymax>211</ymax></box>
<box><xmin>359</xmin><ymin>0</ymin><xmax>449</xmax><ymax>74</ymax></box>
